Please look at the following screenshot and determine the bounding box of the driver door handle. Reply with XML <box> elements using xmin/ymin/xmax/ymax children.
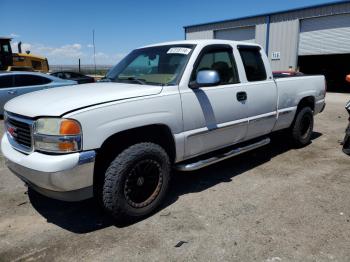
<box><xmin>236</xmin><ymin>91</ymin><xmax>247</xmax><ymax>101</ymax></box>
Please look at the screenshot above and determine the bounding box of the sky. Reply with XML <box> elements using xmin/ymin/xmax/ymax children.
<box><xmin>0</xmin><ymin>0</ymin><xmax>340</xmax><ymax>65</ymax></box>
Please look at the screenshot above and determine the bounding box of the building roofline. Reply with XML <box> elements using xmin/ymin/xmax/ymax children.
<box><xmin>184</xmin><ymin>0</ymin><xmax>350</xmax><ymax>29</ymax></box>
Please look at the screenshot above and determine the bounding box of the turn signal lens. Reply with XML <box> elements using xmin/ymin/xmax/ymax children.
<box><xmin>60</xmin><ymin>119</ymin><xmax>81</xmax><ymax>135</ymax></box>
<box><xmin>58</xmin><ymin>141</ymin><xmax>76</xmax><ymax>151</ymax></box>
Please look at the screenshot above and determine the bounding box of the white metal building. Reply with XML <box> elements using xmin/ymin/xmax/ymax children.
<box><xmin>184</xmin><ymin>1</ymin><xmax>350</xmax><ymax>90</ymax></box>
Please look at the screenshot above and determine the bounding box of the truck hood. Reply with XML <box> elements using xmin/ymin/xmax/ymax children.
<box><xmin>5</xmin><ymin>82</ymin><xmax>163</xmax><ymax>118</ymax></box>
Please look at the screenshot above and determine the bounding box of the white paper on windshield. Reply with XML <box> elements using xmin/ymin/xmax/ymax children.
<box><xmin>167</xmin><ymin>47</ymin><xmax>192</xmax><ymax>55</ymax></box>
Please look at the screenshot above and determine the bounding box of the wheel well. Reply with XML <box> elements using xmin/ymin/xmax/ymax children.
<box><xmin>297</xmin><ymin>96</ymin><xmax>315</xmax><ymax>112</ymax></box>
<box><xmin>93</xmin><ymin>124</ymin><xmax>176</xmax><ymax>196</ymax></box>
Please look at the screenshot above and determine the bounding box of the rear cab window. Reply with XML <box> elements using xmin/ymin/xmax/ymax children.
<box><xmin>238</xmin><ymin>46</ymin><xmax>267</xmax><ymax>82</ymax></box>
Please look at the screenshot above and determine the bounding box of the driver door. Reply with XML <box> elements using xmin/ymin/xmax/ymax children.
<box><xmin>181</xmin><ymin>44</ymin><xmax>249</xmax><ymax>158</ymax></box>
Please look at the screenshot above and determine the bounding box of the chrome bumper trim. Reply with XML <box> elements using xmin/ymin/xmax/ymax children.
<box><xmin>78</xmin><ymin>150</ymin><xmax>96</xmax><ymax>164</ymax></box>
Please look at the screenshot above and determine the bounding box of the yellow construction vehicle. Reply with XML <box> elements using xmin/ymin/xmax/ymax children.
<box><xmin>0</xmin><ymin>37</ymin><xmax>49</xmax><ymax>72</ymax></box>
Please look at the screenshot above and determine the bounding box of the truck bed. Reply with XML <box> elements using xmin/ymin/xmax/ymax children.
<box><xmin>272</xmin><ymin>75</ymin><xmax>326</xmax><ymax>131</ymax></box>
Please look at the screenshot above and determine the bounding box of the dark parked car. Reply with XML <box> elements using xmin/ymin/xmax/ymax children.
<box><xmin>50</xmin><ymin>71</ymin><xmax>95</xmax><ymax>84</ymax></box>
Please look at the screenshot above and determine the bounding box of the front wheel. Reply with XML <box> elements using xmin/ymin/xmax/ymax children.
<box><xmin>102</xmin><ymin>142</ymin><xmax>171</xmax><ymax>221</ymax></box>
<box><xmin>290</xmin><ymin>107</ymin><xmax>314</xmax><ymax>147</ymax></box>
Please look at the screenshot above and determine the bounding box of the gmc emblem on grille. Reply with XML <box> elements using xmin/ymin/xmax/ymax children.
<box><xmin>7</xmin><ymin>125</ymin><xmax>17</xmax><ymax>138</ymax></box>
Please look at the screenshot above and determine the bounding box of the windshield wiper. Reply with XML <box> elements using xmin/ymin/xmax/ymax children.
<box><xmin>119</xmin><ymin>77</ymin><xmax>147</xmax><ymax>85</ymax></box>
<box><xmin>99</xmin><ymin>76</ymin><xmax>113</xmax><ymax>82</ymax></box>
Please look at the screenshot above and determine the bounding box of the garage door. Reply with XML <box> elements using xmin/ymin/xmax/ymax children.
<box><xmin>299</xmin><ymin>13</ymin><xmax>350</xmax><ymax>56</ymax></box>
<box><xmin>214</xmin><ymin>26</ymin><xmax>255</xmax><ymax>43</ymax></box>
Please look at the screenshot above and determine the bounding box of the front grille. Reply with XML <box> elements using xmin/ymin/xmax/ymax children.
<box><xmin>6</xmin><ymin>114</ymin><xmax>33</xmax><ymax>151</ymax></box>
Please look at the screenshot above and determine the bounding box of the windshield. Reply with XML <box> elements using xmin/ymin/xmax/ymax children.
<box><xmin>105</xmin><ymin>44</ymin><xmax>195</xmax><ymax>86</ymax></box>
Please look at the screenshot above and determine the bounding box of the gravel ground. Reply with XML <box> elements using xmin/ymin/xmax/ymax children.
<box><xmin>0</xmin><ymin>92</ymin><xmax>350</xmax><ymax>262</ymax></box>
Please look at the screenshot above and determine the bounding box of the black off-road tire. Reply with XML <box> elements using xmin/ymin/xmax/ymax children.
<box><xmin>290</xmin><ymin>107</ymin><xmax>314</xmax><ymax>147</ymax></box>
<box><xmin>102</xmin><ymin>142</ymin><xmax>171</xmax><ymax>221</ymax></box>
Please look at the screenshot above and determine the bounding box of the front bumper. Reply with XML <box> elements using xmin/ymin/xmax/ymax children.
<box><xmin>1</xmin><ymin>134</ymin><xmax>95</xmax><ymax>201</ymax></box>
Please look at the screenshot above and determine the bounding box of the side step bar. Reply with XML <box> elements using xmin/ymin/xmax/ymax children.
<box><xmin>175</xmin><ymin>138</ymin><xmax>270</xmax><ymax>172</ymax></box>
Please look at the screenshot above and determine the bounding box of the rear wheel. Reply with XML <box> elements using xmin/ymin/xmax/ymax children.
<box><xmin>102</xmin><ymin>142</ymin><xmax>171</xmax><ymax>221</ymax></box>
<box><xmin>290</xmin><ymin>107</ymin><xmax>314</xmax><ymax>147</ymax></box>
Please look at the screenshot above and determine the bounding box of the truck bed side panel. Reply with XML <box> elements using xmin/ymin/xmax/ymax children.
<box><xmin>273</xmin><ymin>75</ymin><xmax>325</xmax><ymax>131</ymax></box>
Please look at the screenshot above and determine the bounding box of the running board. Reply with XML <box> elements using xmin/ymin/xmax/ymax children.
<box><xmin>175</xmin><ymin>138</ymin><xmax>270</xmax><ymax>172</ymax></box>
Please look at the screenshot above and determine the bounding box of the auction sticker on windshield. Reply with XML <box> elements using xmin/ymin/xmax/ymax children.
<box><xmin>167</xmin><ymin>47</ymin><xmax>192</xmax><ymax>55</ymax></box>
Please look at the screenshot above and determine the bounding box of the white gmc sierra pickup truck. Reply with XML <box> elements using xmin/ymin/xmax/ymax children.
<box><xmin>1</xmin><ymin>40</ymin><xmax>326</xmax><ymax>220</ymax></box>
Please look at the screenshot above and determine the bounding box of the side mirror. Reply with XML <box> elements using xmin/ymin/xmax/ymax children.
<box><xmin>190</xmin><ymin>70</ymin><xmax>220</xmax><ymax>88</ymax></box>
<box><xmin>346</xmin><ymin>74</ymin><xmax>350</xmax><ymax>83</ymax></box>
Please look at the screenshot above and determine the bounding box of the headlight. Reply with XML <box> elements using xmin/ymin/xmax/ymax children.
<box><xmin>34</xmin><ymin>118</ymin><xmax>82</xmax><ymax>153</ymax></box>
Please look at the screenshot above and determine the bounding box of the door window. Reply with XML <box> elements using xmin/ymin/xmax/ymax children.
<box><xmin>55</xmin><ymin>72</ymin><xmax>64</xmax><ymax>78</ymax></box>
<box><xmin>14</xmin><ymin>75</ymin><xmax>51</xmax><ymax>87</ymax></box>
<box><xmin>0</xmin><ymin>75</ymin><xmax>14</xmax><ymax>88</ymax></box>
<box><xmin>238</xmin><ymin>47</ymin><xmax>267</xmax><ymax>81</ymax></box>
<box><xmin>191</xmin><ymin>46</ymin><xmax>239</xmax><ymax>85</ymax></box>
<box><xmin>64</xmin><ymin>72</ymin><xmax>73</xmax><ymax>79</ymax></box>
<box><xmin>69</xmin><ymin>72</ymin><xmax>81</xmax><ymax>78</ymax></box>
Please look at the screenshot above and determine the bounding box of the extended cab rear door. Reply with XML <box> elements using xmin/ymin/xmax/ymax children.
<box><xmin>180</xmin><ymin>44</ymin><xmax>249</xmax><ymax>158</ymax></box>
<box><xmin>236</xmin><ymin>45</ymin><xmax>277</xmax><ymax>140</ymax></box>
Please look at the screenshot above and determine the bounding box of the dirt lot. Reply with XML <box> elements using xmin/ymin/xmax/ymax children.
<box><xmin>0</xmin><ymin>92</ymin><xmax>350</xmax><ymax>262</ymax></box>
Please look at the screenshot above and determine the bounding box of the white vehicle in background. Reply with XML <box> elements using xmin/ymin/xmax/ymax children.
<box><xmin>0</xmin><ymin>71</ymin><xmax>76</xmax><ymax>115</ymax></box>
<box><xmin>1</xmin><ymin>40</ymin><xmax>326</xmax><ymax>221</ymax></box>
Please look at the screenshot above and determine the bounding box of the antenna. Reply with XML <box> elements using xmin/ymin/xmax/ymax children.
<box><xmin>93</xmin><ymin>29</ymin><xmax>96</xmax><ymax>75</ymax></box>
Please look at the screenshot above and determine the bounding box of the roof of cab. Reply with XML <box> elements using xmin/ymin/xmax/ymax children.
<box><xmin>140</xmin><ymin>39</ymin><xmax>261</xmax><ymax>49</ymax></box>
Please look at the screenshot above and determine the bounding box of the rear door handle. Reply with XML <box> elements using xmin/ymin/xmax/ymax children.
<box><xmin>236</xmin><ymin>91</ymin><xmax>247</xmax><ymax>101</ymax></box>
<box><xmin>7</xmin><ymin>90</ymin><xmax>17</xmax><ymax>95</ymax></box>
